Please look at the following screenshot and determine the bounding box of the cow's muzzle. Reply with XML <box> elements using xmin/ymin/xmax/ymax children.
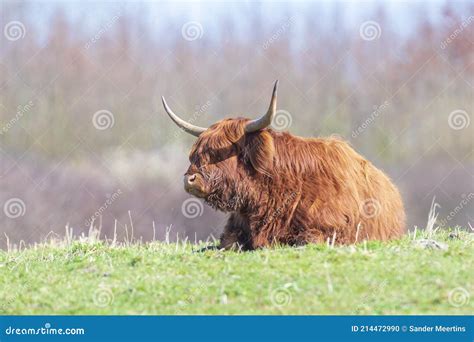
<box><xmin>184</xmin><ymin>174</ymin><xmax>207</xmax><ymax>198</ymax></box>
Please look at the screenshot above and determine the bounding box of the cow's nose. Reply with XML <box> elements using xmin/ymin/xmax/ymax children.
<box><xmin>188</xmin><ymin>174</ymin><xmax>196</xmax><ymax>184</ymax></box>
<box><xmin>185</xmin><ymin>174</ymin><xmax>197</xmax><ymax>186</ymax></box>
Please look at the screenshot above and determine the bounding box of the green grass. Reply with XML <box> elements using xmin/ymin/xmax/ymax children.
<box><xmin>0</xmin><ymin>229</ymin><xmax>472</xmax><ymax>315</ymax></box>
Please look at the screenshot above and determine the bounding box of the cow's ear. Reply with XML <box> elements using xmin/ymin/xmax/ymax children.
<box><xmin>244</xmin><ymin>130</ymin><xmax>274</xmax><ymax>176</ymax></box>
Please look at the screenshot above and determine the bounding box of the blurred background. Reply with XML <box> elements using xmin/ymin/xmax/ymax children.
<box><xmin>1</xmin><ymin>0</ymin><xmax>473</xmax><ymax>246</ymax></box>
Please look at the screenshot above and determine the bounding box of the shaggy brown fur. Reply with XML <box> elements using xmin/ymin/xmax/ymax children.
<box><xmin>184</xmin><ymin>118</ymin><xmax>406</xmax><ymax>250</ymax></box>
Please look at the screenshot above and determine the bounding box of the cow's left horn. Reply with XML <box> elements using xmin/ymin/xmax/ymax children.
<box><xmin>245</xmin><ymin>80</ymin><xmax>278</xmax><ymax>133</ymax></box>
<box><xmin>162</xmin><ymin>97</ymin><xmax>207</xmax><ymax>137</ymax></box>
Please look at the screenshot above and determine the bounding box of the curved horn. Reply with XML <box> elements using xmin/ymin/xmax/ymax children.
<box><xmin>162</xmin><ymin>96</ymin><xmax>207</xmax><ymax>137</ymax></box>
<box><xmin>245</xmin><ymin>80</ymin><xmax>278</xmax><ymax>133</ymax></box>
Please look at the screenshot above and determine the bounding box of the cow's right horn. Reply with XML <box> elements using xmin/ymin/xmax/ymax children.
<box><xmin>162</xmin><ymin>97</ymin><xmax>207</xmax><ymax>137</ymax></box>
<box><xmin>245</xmin><ymin>80</ymin><xmax>278</xmax><ymax>133</ymax></box>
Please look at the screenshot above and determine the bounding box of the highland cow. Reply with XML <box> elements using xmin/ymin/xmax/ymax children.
<box><xmin>162</xmin><ymin>81</ymin><xmax>406</xmax><ymax>250</ymax></box>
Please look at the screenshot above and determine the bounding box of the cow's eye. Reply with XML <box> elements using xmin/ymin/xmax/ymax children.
<box><xmin>208</xmin><ymin>149</ymin><xmax>220</xmax><ymax>161</ymax></box>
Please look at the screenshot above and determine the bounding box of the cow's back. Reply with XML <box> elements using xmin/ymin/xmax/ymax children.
<box><xmin>271</xmin><ymin>132</ymin><xmax>406</xmax><ymax>244</ymax></box>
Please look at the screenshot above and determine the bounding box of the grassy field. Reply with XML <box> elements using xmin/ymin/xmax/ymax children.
<box><xmin>0</xmin><ymin>229</ymin><xmax>472</xmax><ymax>315</ymax></box>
